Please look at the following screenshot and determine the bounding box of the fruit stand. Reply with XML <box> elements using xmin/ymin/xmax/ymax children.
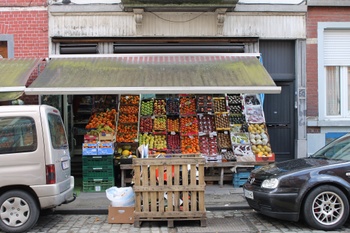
<box><xmin>81</xmin><ymin>93</ymin><xmax>274</xmax><ymax>191</ymax></box>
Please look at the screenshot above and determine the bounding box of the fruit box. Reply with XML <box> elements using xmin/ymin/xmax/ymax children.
<box><xmin>84</xmin><ymin>134</ymin><xmax>98</xmax><ymax>143</ymax></box>
<box><xmin>255</xmin><ymin>153</ymin><xmax>275</xmax><ymax>162</ymax></box>
<box><xmin>82</xmin><ymin>143</ymin><xmax>98</xmax><ymax>156</ymax></box>
<box><xmin>108</xmin><ymin>206</ymin><xmax>134</xmax><ymax>224</ymax></box>
<box><xmin>99</xmin><ymin>132</ymin><xmax>116</xmax><ymax>142</ymax></box>
<box><xmin>98</xmin><ymin>142</ymin><xmax>115</xmax><ymax>155</ymax></box>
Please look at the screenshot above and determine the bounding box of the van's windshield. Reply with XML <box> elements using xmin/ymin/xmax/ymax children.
<box><xmin>48</xmin><ymin>113</ymin><xmax>68</xmax><ymax>149</ymax></box>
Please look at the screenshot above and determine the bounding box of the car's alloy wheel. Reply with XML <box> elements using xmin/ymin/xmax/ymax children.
<box><xmin>0</xmin><ymin>190</ymin><xmax>39</xmax><ymax>233</ymax></box>
<box><xmin>303</xmin><ymin>185</ymin><xmax>349</xmax><ymax>230</ymax></box>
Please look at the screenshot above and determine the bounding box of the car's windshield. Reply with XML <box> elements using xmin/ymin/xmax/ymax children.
<box><xmin>311</xmin><ymin>134</ymin><xmax>350</xmax><ymax>161</ymax></box>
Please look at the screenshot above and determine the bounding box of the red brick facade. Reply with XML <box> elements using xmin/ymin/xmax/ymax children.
<box><xmin>0</xmin><ymin>0</ymin><xmax>46</xmax><ymax>7</ymax></box>
<box><xmin>0</xmin><ymin>0</ymin><xmax>48</xmax><ymax>104</ymax></box>
<box><xmin>306</xmin><ymin>6</ymin><xmax>350</xmax><ymax>117</ymax></box>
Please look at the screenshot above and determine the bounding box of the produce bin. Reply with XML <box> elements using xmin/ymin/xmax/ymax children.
<box><xmin>132</xmin><ymin>157</ymin><xmax>207</xmax><ymax>228</ymax></box>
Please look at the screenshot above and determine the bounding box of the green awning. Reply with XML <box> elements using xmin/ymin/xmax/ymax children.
<box><xmin>26</xmin><ymin>54</ymin><xmax>281</xmax><ymax>95</ymax></box>
<box><xmin>0</xmin><ymin>58</ymin><xmax>41</xmax><ymax>101</ymax></box>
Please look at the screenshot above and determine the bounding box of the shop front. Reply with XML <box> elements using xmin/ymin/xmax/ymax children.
<box><xmin>25</xmin><ymin>53</ymin><xmax>280</xmax><ymax>190</ymax></box>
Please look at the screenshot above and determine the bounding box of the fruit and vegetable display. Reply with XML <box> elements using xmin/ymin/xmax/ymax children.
<box><xmin>120</xmin><ymin>95</ymin><xmax>140</xmax><ymax>105</ymax></box>
<box><xmin>167</xmin><ymin>133</ymin><xmax>180</xmax><ymax>151</ymax></box>
<box><xmin>197</xmin><ymin>95</ymin><xmax>213</xmax><ymax>113</ymax></box>
<box><xmin>198</xmin><ymin>114</ymin><xmax>215</xmax><ymax>134</ymax></box>
<box><xmin>217</xmin><ymin>131</ymin><xmax>232</xmax><ymax>149</ymax></box>
<box><xmin>245</xmin><ymin>105</ymin><xmax>265</xmax><ymax>123</ymax></box>
<box><xmin>83</xmin><ymin>93</ymin><xmax>274</xmax><ymax>162</ymax></box>
<box><xmin>231</xmin><ymin>133</ymin><xmax>250</xmax><ymax>145</ymax></box>
<box><xmin>140</xmin><ymin>99</ymin><xmax>154</xmax><ymax>116</ymax></box>
<box><xmin>139</xmin><ymin>133</ymin><xmax>154</xmax><ymax>149</ymax></box>
<box><xmin>116</xmin><ymin>95</ymin><xmax>140</xmax><ymax>143</ymax></box>
<box><xmin>213</xmin><ymin>98</ymin><xmax>227</xmax><ymax>112</ymax></box>
<box><xmin>85</xmin><ymin>108</ymin><xmax>117</xmax><ymax>138</ymax></box>
<box><xmin>153</xmin><ymin>99</ymin><xmax>166</xmax><ymax>116</ymax></box>
<box><xmin>166</xmin><ymin>98</ymin><xmax>179</xmax><ymax>115</ymax></box>
<box><xmin>214</xmin><ymin>113</ymin><xmax>230</xmax><ymax>130</ymax></box>
<box><xmin>248</xmin><ymin>123</ymin><xmax>272</xmax><ymax>157</ymax></box>
<box><xmin>180</xmin><ymin>116</ymin><xmax>198</xmax><ymax>135</ymax></box>
<box><xmin>167</xmin><ymin>117</ymin><xmax>179</xmax><ymax>132</ymax></box>
<box><xmin>181</xmin><ymin>135</ymin><xmax>200</xmax><ymax>154</ymax></box>
<box><xmin>115</xmin><ymin>145</ymin><xmax>137</xmax><ymax>159</ymax></box>
<box><xmin>139</xmin><ymin>117</ymin><xmax>152</xmax><ymax>132</ymax></box>
<box><xmin>154</xmin><ymin>135</ymin><xmax>167</xmax><ymax>150</ymax></box>
<box><xmin>153</xmin><ymin>116</ymin><xmax>167</xmax><ymax>131</ymax></box>
<box><xmin>199</xmin><ymin>135</ymin><xmax>218</xmax><ymax>155</ymax></box>
<box><xmin>179</xmin><ymin>96</ymin><xmax>196</xmax><ymax>115</ymax></box>
<box><xmin>227</xmin><ymin>94</ymin><xmax>242</xmax><ymax>105</ymax></box>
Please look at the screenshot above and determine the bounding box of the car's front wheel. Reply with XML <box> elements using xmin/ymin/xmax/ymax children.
<box><xmin>303</xmin><ymin>185</ymin><xmax>349</xmax><ymax>230</ymax></box>
<box><xmin>0</xmin><ymin>190</ymin><xmax>40</xmax><ymax>233</ymax></box>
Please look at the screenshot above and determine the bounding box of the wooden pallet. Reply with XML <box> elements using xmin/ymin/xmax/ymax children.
<box><xmin>132</xmin><ymin>157</ymin><xmax>206</xmax><ymax>228</ymax></box>
<box><xmin>134</xmin><ymin>216</ymin><xmax>207</xmax><ymax>228</ymax></box>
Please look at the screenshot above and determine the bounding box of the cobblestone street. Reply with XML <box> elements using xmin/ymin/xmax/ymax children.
<box><xmin>8</xmin><ymin>209</ymin><xmax>350</xmax><ymax>233</ymax></box>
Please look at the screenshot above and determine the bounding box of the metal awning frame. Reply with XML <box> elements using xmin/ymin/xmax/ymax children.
<box><xmin>32</xmin><ymin>86</ymin><xmax>280</xmax><ymax>95</ymax></box>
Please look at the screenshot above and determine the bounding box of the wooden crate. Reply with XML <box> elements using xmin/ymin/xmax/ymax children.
<box><xmin>132</xmin><ymin>157</ymin><xmax>207</xmax><ymax>228</ymax></box>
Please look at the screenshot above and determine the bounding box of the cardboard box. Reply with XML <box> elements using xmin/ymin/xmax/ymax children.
<box><xmin>82</xmin><ymin>143</ymin><xmax>98</xmax><ymax>156</ymax></box>
<box><xmin>108</xmin><ymin>206</ymin><xmax>134</xmax><ymax>224</ymax></box>
<box><xmin>84</xmin><ymin>134</ymin><xmax>98</xmax><ymax>143</ymax></box>
<box><xmin>99</xmin><ymin>132</ymin><xmax>116</xmax><ymax>142</ymax></box>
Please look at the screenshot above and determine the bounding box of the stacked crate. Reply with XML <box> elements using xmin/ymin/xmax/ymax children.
<box><xmin>232</xmin><ymin>171</ymin><xmax>250</xmax><ymax>187</ymax></box>
<box><xmin>232</xmin><ymin>166</ymin><xmax>262</xmax><ymax>188</ymax></box>
<box><xmin>82</xmin><ymin>155</ymin><xmax>114</xmax><ymax>192</ymax></box>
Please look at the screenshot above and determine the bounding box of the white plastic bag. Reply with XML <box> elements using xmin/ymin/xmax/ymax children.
<box><xmin>106</xmin><ymin>186</ymin><xmax>135</xmax><ymax>207</ymax></box>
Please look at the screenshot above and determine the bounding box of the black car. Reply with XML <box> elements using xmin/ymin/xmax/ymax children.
<box><xmin>243</xmin><ymin>133</ymin><xmax>350</xmax><ymax>231</ymax></box>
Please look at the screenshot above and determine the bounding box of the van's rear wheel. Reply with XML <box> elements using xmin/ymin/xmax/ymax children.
<box><xmin>0</xmin><ymin>190</ymin><xmax>39</xmax><ymax>233</ymax></box>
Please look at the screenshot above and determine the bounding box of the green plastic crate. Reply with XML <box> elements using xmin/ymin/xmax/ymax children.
<box><xmin>82</xmin><ymin>177</ymin><xmax>114</xmax><ymax>192</ymax></box>
<box><xmin>82</xmin><ymin>155</ymin><xmax>114</xmax><ymax>166</ymax></box>
<box><xmin>82</xmin><ymin>165</ymin><xmax>114</xmax><ymax>178</ymax></box>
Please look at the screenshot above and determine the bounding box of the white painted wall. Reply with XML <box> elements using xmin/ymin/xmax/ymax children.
<box><xmin>49</xmin><ymin>11</ymin><xmax>305</xmax><ymax>38</ymax></box>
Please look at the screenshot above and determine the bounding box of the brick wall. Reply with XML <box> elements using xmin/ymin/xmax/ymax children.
<box><xmin>0</xmin><ymin>0</ymin><xmax>46</xmax><ymax>7</ymax></box>
<box><xmin>0</xmin><ymin>11</ymin><xmax>48</xmax><ymax>58</ymax></box>
<box><xmin>306</xmin><ymin>6</ymin><xmax>350</xmax><ymax>117</ymax></box>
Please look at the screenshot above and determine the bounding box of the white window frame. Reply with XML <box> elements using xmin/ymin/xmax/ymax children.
<box><xmin>318</xmin><ymin>22</ymin><xmax>350</xmax><ymax>121</ymax></box>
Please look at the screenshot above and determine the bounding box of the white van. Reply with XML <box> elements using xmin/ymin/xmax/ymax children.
<box><xmin>0</xmin><ymin>105</ymin><xmax>75</xmax><ymax>233</ymax></box>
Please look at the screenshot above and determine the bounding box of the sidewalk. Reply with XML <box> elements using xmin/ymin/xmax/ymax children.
<box><xmin>54</xmin><ymin>184</ymin><xmax>249</xmax><ymax>214</ymax></box>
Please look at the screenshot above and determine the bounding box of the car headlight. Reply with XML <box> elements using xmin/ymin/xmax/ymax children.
<box><xmin>261</xmin><ymin>178</ymin><xmax>279</xmax><ymax>189</ymax></box>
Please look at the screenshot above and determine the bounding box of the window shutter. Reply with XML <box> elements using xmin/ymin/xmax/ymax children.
<box><xmin>324</xmin><ymin>29</ymin><xmax>350</xmax><ymax>66</ymax></box>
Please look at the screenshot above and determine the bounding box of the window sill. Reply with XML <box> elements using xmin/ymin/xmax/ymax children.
<box><xmin>307</xmin><ymin>118</ymin><xmax>350</xmax><ymax>127</ymax></box>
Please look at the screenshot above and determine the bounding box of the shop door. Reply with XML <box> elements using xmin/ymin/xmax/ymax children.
<box><xmin>263</xmin><ymin>82</ymin><xmax>295</xmax><ymax>162</ymax></box>
<box><xmin>260</xmin><ymin>40</ymin><xmax>295</xmax><ymax>162</ymax></box>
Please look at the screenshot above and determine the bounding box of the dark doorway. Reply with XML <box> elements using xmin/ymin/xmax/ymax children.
<box><xmin>260</xmin><ymin>40</ymin><xmax>296</xmax><ymax>161</ymax></box>
<box><xmin>264</xmin><ymin>82</ymin><xmax>295</xmax><ymax>161</ymax></box>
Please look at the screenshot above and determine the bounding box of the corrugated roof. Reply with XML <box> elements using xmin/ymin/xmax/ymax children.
<box><xmin>26</xmin><ymin>54</ymin><xmax>281</xmax><ymax>95</ymax></box>
<box><xmin>0</xmin><ymin>58</ymin><xmax>42</xmax><ymax>101</ymax></box>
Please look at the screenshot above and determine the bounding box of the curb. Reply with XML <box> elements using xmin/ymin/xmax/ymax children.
<box><xmin>52</xmin><ymin>204</ymin><xmax>251</xmax><ymax>215</ymax></box>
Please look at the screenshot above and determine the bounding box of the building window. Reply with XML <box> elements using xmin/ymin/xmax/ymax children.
<box><xmin>325</xmin><ymin>66</ymin><xmax>349</xmax><ymax>117</ymax></box>
<box><xmin>0</xmin><ymin>35</ymin><xmax>14</xmax><ymax>58</ymax></box>
<box><xmin>318</xmin><ymin>23</ymin><xmax>350</xmax><ymax>120</ymax></box>
<box><xmin>0</xmin><ymin>41</ymin><xmax>7</xmax><ymax>58</ymax></box>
